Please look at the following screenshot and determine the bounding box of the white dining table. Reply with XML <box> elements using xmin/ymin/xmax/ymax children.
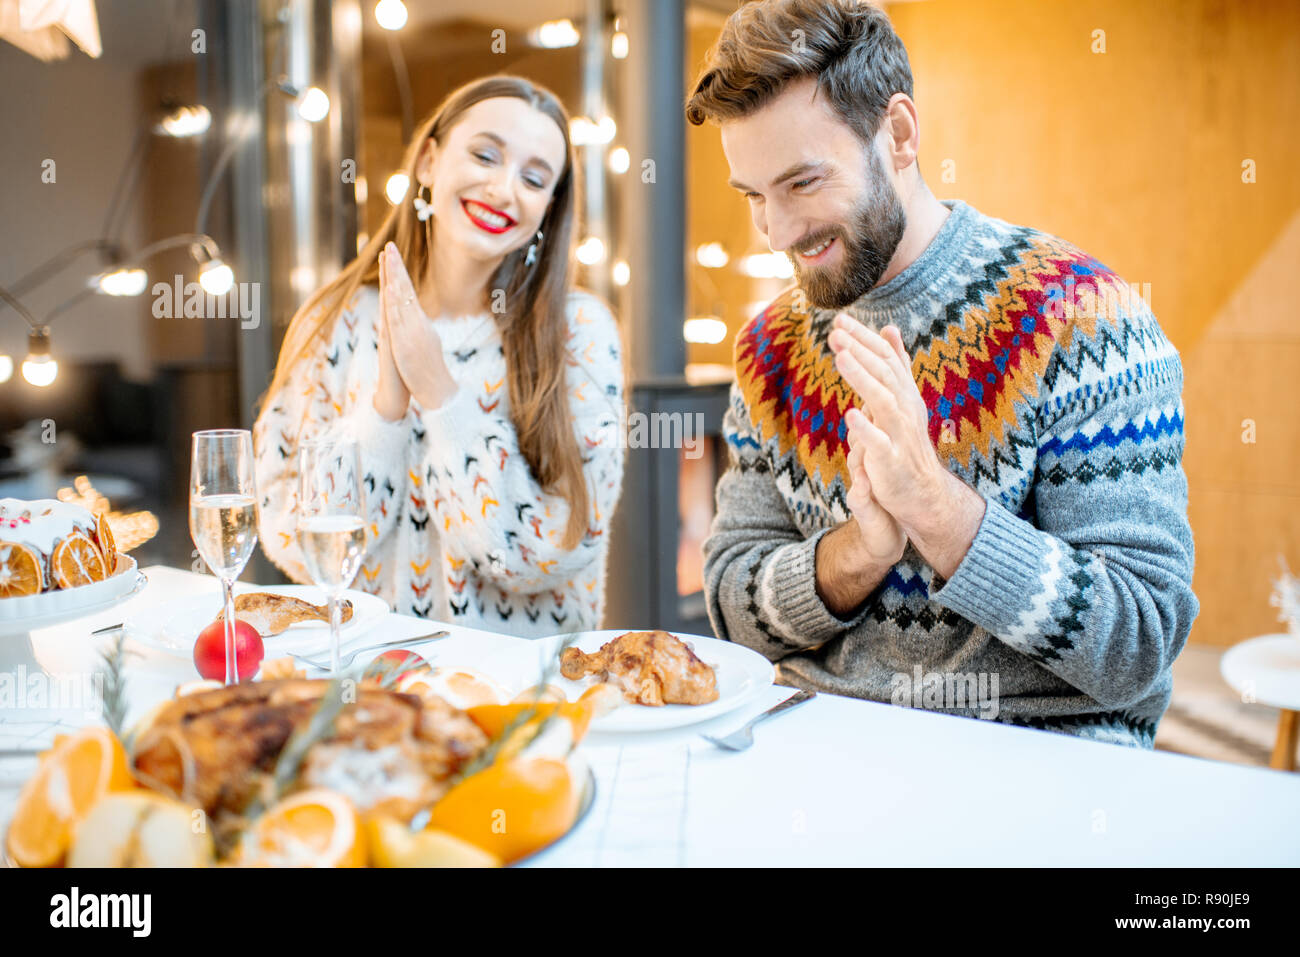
<box><xmin>3</xmin><ymin>565</ymin><xmax>1299</xmax><ymax>867</ymax></box>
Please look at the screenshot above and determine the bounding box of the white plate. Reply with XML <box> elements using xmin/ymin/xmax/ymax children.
<box><xmin>0</xmin><ymin>556</ymin><xmax>144</xmax><ymax>636</ymax></box>
<box><xmin>522</xmin><ymin>629</ymin><xmax>775</xmax><ymax>732</ymax></box>
<box><xmin>125</xmin><ymin>584</ymin><xmax>389</xmax><ymax>658</ymax></box>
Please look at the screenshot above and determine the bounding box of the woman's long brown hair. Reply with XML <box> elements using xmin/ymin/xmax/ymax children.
<box><xmin>263</xmin><ymin>75</ymin><xmax>589</xmax><ymax>549</ymax></box>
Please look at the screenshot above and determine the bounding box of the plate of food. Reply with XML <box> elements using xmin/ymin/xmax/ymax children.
<box><xmin>526</xmin><ymin>629</ymin><xmax>775</xmax><ymax>732</ymax></box>
<box><xmin>124</xmin><ymin>585</ymin><xmax>390</xmax><ymax>659</ymax></box>
<box><xmin>0</xmin><ymin>498</ymin><xmax>145</xmax><ymax>635</ymax></box>
<box><xmin>4</xmin><ymin>672</ymin><xmax>597</xmax><ymax>869</ymax></box>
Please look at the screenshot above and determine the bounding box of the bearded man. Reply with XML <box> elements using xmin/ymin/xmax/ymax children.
<box><xmin>689</xmin><ymin>0</ymin><xmax>1198</xmax><ymax>747</ymax></box>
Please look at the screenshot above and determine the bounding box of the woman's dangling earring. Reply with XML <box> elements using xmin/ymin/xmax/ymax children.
<box><xmin>524</xmin><ymin>229</ymin><xmax>543</xmax><ymax>267</ymax></box>
<box><xmin>412</xmin><ymin>183</ymin><xmax>433</xmax><ymax>221</ymax></box>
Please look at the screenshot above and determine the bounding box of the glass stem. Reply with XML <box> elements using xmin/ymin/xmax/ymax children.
<box><xmin>329</xmin><ymin>591</ymin><xmax>342</xmax><ymax>674</ymax></box>
<box><xmin>222</xmin><ymin>575</ymin><xmax>237</xmax><ymax>686</ymax></box>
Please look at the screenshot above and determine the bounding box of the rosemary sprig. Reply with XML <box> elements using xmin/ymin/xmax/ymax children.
<box><xmin>447</xmin><ymin>632</ymin><xmax>583</xmax><ymax>786</ymax></box>
<box><xmin>96</xmin><ymin>633</ymin><xmax>130</xmax><ymax>745</ymax></box>
<box><xmin>228</xmin><ymin>659</ymin><xmax>413</xmax><ymax>851</ymax></box>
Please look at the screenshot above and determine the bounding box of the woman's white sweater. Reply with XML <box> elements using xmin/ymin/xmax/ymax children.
<box><xmin>252</xmin><ymin>284</ymin><xmax>625</xmax><ymax>638</ymax></box>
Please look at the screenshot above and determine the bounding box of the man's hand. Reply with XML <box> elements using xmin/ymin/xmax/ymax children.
<box><xmin>845</xmin><ymin>417</ymin><xmax>907</xmax><ymax>566</ymax></box>
<box><xmin>813</xmin><ymin>425</ymin><xmax>906</xmax><ymax>618</ymax></box>
<box><xmin>828</xmin><ymin>314</ymin><xmax>985</xmax><ymax>581</ymax></box>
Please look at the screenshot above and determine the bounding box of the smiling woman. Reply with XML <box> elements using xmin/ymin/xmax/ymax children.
<box><xmin>251</xmin><ymin>76</ymin><xmax>627</xmax><ymax>637</ymax></box>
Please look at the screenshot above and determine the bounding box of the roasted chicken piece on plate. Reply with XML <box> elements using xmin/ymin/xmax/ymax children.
<box><xmin>215</xmin><ymin>592</ymin><xmax>353</xmax><ymax>636</ymax></box>
<box><xmin>131</xmin><ymin>679</ymin><xmax>487</xmax><ymax>826</ymax></box>
<box><xmin>560</xmin><ymin>631</ymin><xmax>719</xmax><ymax>707</ymax></box>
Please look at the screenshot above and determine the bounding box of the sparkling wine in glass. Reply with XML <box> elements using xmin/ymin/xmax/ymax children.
<box><xmin>296</xmin><ymin>440</ymin><xmax>366</xmax><ymax>673</ymax></box>
<box><xmin>189</xmin><ymin>429</ymin><xmax>259</xmax><ymax>686</ymax></box>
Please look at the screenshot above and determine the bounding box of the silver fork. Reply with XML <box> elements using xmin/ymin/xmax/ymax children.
<box><xmin>289</xmin><ymin>631</ymin><xmax>450</xmax><ymax>672</ymax></box>
<box><xmin>700</xmin><ymin>690</ymin><xmax>816</xmax><ymax>752</ymax></box>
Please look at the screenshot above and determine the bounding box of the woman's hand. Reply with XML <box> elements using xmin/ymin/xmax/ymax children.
<box><xmin>372</xmin><ymin>244</ymin><xmax>411</xmax><ymax>421</ymax></box>
<box><xmin>378</xmin><ymin>242</ymin><xmax>459</xmax><ymax>412</ymax></box>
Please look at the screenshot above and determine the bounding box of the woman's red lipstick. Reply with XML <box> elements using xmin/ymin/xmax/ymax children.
<box><xmin>461</xmin><ymin>198</ymin><xmax>516</xmax><ymax>234</ymax></box>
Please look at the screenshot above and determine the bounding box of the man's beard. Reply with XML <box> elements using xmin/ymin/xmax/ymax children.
<box><xmin>789</xmin><ymin>148</ymin><xmax>907</xmax><ymax>310</ymax></box>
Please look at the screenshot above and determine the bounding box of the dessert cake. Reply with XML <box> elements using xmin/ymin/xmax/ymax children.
<box><xmin>0</xmin><ymin>498</ymin><xmax>117</xmax><ymax>598</ymax></box>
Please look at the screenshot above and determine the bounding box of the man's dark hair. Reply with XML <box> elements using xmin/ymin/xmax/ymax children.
<box><xmin>685</xmin><ymin>0</ymin><xmax>913</xmax><ymax>144</ymax></box>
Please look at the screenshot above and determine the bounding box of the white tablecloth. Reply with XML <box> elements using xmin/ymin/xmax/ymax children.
<box><xmin>3</xmin><ymin>566</ymin><xmax>1299</xmax><ymax>866</ymax></box>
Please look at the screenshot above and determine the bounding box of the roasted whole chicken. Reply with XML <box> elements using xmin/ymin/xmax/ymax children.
<box><xmin>560</xmin><ymin>631</ymin><xmax>719</xmax><ymax>707</ymax></box>
<box><xmin>131</xmin><ymin>680</ymin><xmax>487</xmax><ymax>828</ymax></box>
<box><xmin>215</xmin><ymin>592</ymin><xmax>354</xmax><ymax>636</ymax></box>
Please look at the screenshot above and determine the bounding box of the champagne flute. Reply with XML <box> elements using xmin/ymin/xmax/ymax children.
<box><xmin>189</xmin><ymin>429</ymin><xmax>259</xmax><ymax>686</ymax></box>
<box><xmin>296</xmin><ymin>439</ymin><xmax>366</xmax><ymax>674</ymax></box>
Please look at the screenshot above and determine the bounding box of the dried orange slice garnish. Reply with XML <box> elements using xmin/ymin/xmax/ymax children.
<box><xmin>0</xmin><ymin>540</ymin><xmax>43</xmax><ymax>597</ymax></box>
<box><xmin>51</xmin><ymin>531</ymin><xmax>106</xmax><ymax>589</ymax></box>
<box><xmin>95</xmin><ymin>512</ymin><xmax>117</xmax><ymax>575</ymax></box>
<box><xmin>5</xmin><ymin>727</ymin><xmax>134</xmax><ymax>867</ymax></box>
<box><xmin>427</xmin><ymin>757</ymin><xmax>578</xmax><ymax>864</ymax></box>
<box><xmin>239</xmin><ymin>789</ymin><xmax>366</xmax><ymax>868</ymax></box>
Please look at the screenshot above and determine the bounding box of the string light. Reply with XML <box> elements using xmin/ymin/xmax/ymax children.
<box><xmin>608</xmin><ymin>147</ymin><xmax>630</xmax><ymax>174</ymax></box>
<box><xmin>695</xmin><ymin>242</ymin><xmax>730</xmax><ymax>269</ymax></box>
<box><xmin>374</xmin><ymin>0</ymin><xmax>408</xmax><ymax>31</ymax></box>
<box><xmin>155</xmin><ymin>104</ymin><xmax>211</xmax><ymax>137</ymax></box>
<box><xmin>683</xmin><ymin>317</ymin><xmax>728</xmax><ymax>344</ymax></box>
<box><xmin>198</xmin><ymin>259</ymin><xmax>234</xmax><ymax>296</ymax></box>
<box><xmin>0</xmin><ymin>354</ymin><xmax>12</xmax><ymax>383</ymax></box>
<box><xmin>612</xmin><ymin>260</ymin><xmax>630</xmax><ymax>286</ymax></box>
<box><xmin>531</xmin><ymin>19</ymin><xmax>580</xmax><ymax>48</ymax></box>
<box><xmin>21</xmin><ymin>327</ymin><xmax>57</xmax><ymax>388</ymax></box>
<box><xmin>739</xmin><ymin>252</ymin><xmax>795</xmax><ymax>279</ymax></box>
<box><xmin>96</xmin><ymin>267</ymin><xmax>148</xmax><ymax>296</ymax></box>
<box><xmin>576</xmin><ymin>237</ymin><xmax>606</xmax><ymax>266</ymax></box>
<box><xmin>296</xmin><ymin>86</ymin><xmax>330</xmax><ymax>122</ymax></box>
<box><xmin>385</xmin><ymin>172</ymin><xmax>410</xmax><ymax>205</ymax></box>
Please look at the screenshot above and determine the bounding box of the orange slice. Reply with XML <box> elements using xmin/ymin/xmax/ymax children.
<box><xmin>427</xmin><ymin>757</ymin><xmax>578</xmax><ymax>864</ymax></box>
<box><xmin>366</xmin><ymin>817</ymin><xmax>502</xmax><ymax>868</ymax></box>
<box><xmin>397</xmin><ymin>667</ymin><xmax>508</xmax><ymax>710</ymax></box>
<box><xmin>0</xmin><ymin>540</ymin><xmax>43</xmax><ymax>597</ymax></box>
<box><xmin>467</xmin><ymin>684</ymin><xmax>613</xmax><ymax>746</ymax></box>
<box><xmin>5</xmin><ymin>727</ymin><xmax>134</xmax><ymax>867</ymax></box>
<box><xmin>94</xmin><ymin>512</ymin><xmax>117</xmax><ymax>575</ymax></box>
<box><xmin>51</xmin><ymin>532</ymin><xmax>107</xmax><ymax>589</ymax></box>
<box><xmin>239</xmin><ymin>789</ymin><xmax>366</xmax><ymax>868</ymax></box>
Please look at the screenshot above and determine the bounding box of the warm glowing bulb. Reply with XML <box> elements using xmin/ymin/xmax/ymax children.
<box><xmin>385</xmin><ymin>172</ymin><xmax>410</xmax><ymax>205</ymax></box>
<box><xmin>374</xmin><ymin>0</ymin><xmax>407</xmax><ymax>30</ymax></box>
<box><xmin>683</xmin><ymin>317</ymin><xmax>727</xmax><ymax>344</ymax></box>
<box><xmin>576</xmin><ymin>237</ymin><xmax>606</xmax><ymax>266</ymax></box>
<box><xmin>0</xmin><ymin>354</ymin><xmax>12</xmax><ymax>383</ymax></box>
<box><xmin>97</xmin><ymin>268</ymin><xmax>148</xmax><ymax>296</ymax></box>
<box><xmin>199</xmin><ymin>260</ymin><xmax>235</xmax><ymax>295</ymax></box>
<box><xmin>570</xmin><ymin>115</ymin><xmax>616</xmax><ymax>146</ymax></box>
<box><xmin>156</xmin><ymin>104</ymin><xmax>211</xmax><ymax>137</ymax></box>
<box><xmin>297</xmin><ymin>87</ymin><xmax>330</xmax><ymax>122</ymax></box>
<box><xmin>608</xmin><ymin>147</ymin><xmax>630</xmax><ymax>174</ymax></box>
<box><xmin>532</xmin><ymin>19</ymin><xmax>580</xmax><ymax>48</ymax></box>
<box><xmin>695</xmin><ymin>242</ymin><xmax>729</xmax><ymax>269</ymax></box>
<box><xmin>612</xmin><ymin>260</ymin><xmax>630</xmax><ymax>287</ymax></box>
<box><xmin>739</xmin><ymin>252</ymin><xmax>794</xmax><ymax>279</ymax></box>
<box><xmin>611</xmin><ymin>31</ymin><xmax>628</xmax><ymax>59</ymax></box>
<box><xmin>22</xmin><ymin>357</ymin><xmax>57</xmax><ymax>387</ymax></box>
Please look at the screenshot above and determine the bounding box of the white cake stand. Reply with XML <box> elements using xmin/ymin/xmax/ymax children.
<box><xmin>0</xmin><ymin>556</ymin><xmax>146</xmax><ymax>677</ymax></box>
